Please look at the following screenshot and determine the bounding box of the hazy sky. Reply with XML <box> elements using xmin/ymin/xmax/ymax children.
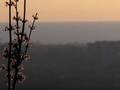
<box><xmin>0</xmin><ymin>0</ymin><xmax>120</xmax><ymax>22</ymax></box>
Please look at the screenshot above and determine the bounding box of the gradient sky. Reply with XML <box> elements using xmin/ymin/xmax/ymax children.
<box><xmin>0</xmin><ymin>0</ymin><xmax>120</xmax><ymax>22</ymax></box>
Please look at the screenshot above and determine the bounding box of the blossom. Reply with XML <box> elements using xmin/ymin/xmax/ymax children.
<box><xmin>12</xmin><ymin>39</ymin><xmax>19</xmax><ymax>47</ymax></box>
<box><xmin>23</xmin><ymin>33</ymin><xmax>29</xmax><ymax>41</ymax></box>
<box><xmin>4</xmin><ymin>26</ymin><xmax>9</xmax><ymax>31</ymax></box>
<box><xmin>29</xmin><ymin>25</ymin><xmax>35</xmax><ymax>30</ymax></box>
<box><xmin>6</xmin><ymin>26</ymin><xmax>16</xmax><ymax>31</ymax></box>
<box><xmin>13</xmin><ymin>16</ymin><xmax>16</xmax><ymax>20</ymax></box>
<box><xmin>2</xmin><ymin>47</ymin><xmax>8</xmax><ymax>59</ymax></box>
<box><xmin>22</xmin><ymin>19</ymin><xmax>28</xmax><ymax>23</ymax></box>
<box><xmin>5</xmin><ymin>72</ymin><xmax>14</xmax><ymax>80</ymax></box>
<box><xmin>14</xmin><ymin>0</ymin><xmax>19</xmax><ymax>2</ymax></box>
<box><xmin>17</xmin><ymin>72</ymin><xmax>26</xmax><ymax>83</ymax></box>
<box><xmin>10</xmin><ymin>59</ymin><xmax>17</xmax><ymax>68</ymax></box>
<box><xmin>13</xmin><ymin>16</ymin><xmax>22</xmax><ymax>22</ymax></box>
<box><xmin>18</xmin><ymin>64</ymin><xmax>24</xmax><ymax>71</ymax></box>
<box><xmin>11</xmin><ymin>25</ymin><xmax>16</xmax><ymax>30</ymax></box>
<box><xmin>0</xmin><ymin>64</ymin><xmax>6</xmax><ymax>72</ymax></box>
<box><xmin>11</xmin><ymin>1</ymin><xmax>15</xmax><ymax>6</ymax></box>
<box><xmin>25</xmin><ymin>42</ymin><xmax>32</xmax><ymax>48</ymax></box>
<box><xmin>5</xmin><ymin>1</ymin><xmax>9</xmax><ymax>7</ymax></box>
<box><xmin>18</xmin><ymin>16</ymin><xmax>22</xmax><ymax>21</ymax></box>
<box><xmin>23</xmin><ymin>54</ymin><xmax>30</xmax><ymax>61</ymax></box>
<box><xmin>32</xmin><ymin>13</ymin><xmax>38</xmax><ymax>20</ymax></box>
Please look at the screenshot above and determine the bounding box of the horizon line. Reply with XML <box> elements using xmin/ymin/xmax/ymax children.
<box><xmin>1</xmin><ymin>21</ymin><xmax>120</xmax><ymax>23</ymax></box>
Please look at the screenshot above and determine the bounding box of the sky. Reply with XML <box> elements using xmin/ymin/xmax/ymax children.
<box><xmin>0</xmin><ymin>0</ymin><xmax>120</xmax><ymax>22</ymax></box>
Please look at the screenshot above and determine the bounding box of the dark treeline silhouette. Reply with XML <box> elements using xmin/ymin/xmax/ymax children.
<box><xmin>1</xmin><ymin>41</ymin><xmax>120</xmax><ymax>90</ymax></box>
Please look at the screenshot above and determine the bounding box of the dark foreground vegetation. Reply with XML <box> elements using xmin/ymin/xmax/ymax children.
<box><xmin>1</xmin><ymin>41</ymin><xmax>120</xmax><ymax>90</ymax></box>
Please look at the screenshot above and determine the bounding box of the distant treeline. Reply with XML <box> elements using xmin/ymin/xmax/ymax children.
<box><xmin>0</xmin><ymin>41</ymin><xmax>120</xmax><ymax>90</ymax></box>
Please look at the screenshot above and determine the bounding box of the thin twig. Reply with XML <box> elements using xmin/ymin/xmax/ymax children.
<box><xmin>8</xmin><ymin>0</ymin><xmax>12</xmax><ymax>90</ymax></box>
<box><xmin>15</xmin><ymin>1</ymin><xmax>20</xmax><ymax>42</ymax></box>
<box><xmin>12</xmin><ymin>0</ymin><xmax>26</xmax><ymax>89</ymax></box>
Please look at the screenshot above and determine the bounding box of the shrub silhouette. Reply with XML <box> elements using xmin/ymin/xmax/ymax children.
<box><xmin>0</xmin><ymin>0</ymin><xmax>38</xmax><ymax>90</ymax></box>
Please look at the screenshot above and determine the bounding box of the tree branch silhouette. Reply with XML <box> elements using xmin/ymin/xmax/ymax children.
<box><xmin>1</xmin><ymin>0</ymin><xmax>38</xmax><ymax>90</ymax></box>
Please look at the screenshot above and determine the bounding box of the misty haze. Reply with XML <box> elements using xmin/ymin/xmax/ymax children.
<box><xmin>1</xmin><ymin>22</ymin><xmax>120</xmax><ymax>44</ymax></box>
<box><xmin>1</xmin><ymin>22</ymin><xmax>120</xmax><ymax>90</ymax></box>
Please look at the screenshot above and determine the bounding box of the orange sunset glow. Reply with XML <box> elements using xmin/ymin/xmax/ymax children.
<box><xmin>0</xmin><ymin>0</ymin><xmax>120</xmax><ymax>22</ymax></box>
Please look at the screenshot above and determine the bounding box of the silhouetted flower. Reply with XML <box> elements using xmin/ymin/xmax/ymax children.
<box><xmin>11</xmin><ymin>25</ymin><xmax>16</xmax><ymax>30</ymax></box>
<box><xmin>32</xmin><ymin>14</ymin><xmax>38</xmax><ymax>20</ymax></box>
<box><xmin>23</xmin><ymin>54</ymin><xmax>30</xmax><ymax>61</ymax></box>
<box><xmin>17</xmin><ymin>72</ymin><xmax>26</xmax><ymax>83</ymax></box>
<box><xmin>5</xmin><ymin>1</ymin><xmax>9</xmax><ymax>7</ymax></box>
<box><xmin>10</xmin><ymin>59</ymin><xmax>17</xmax><ymax>68</ymax></box>
<box><xmin>5</xmin><ymin>72</ymin><xmax>14</xmax><ymax>80</ymax></box>
<box><xmin>13</xmin><ymin>16</ymin><xmax>22</xmax><ymax>22</ymax></box>
<box><xmin>2</xmin><ymin>47</ymin><xmax>8</xmax><ymax>59</ymax></box>
<box><xmin>29</xmin><ymin>25</ymin><xmax>35</xmax><ymax>30</ymax></box>
<box><xmin>14</xmin><ymin>0</ymin><xmax>19</xmax><ymax>2</ymax></box>
<box><xmin>25</xmin><ymin>42</ymin><xmax>32</xmax><ymax>48</ymax></box>
<box><xmin>4</xmin><ymin>26</ymin><xmax>9</xmax><ymax>31</ymax></box>
<box><xmin>22</xmin><ymin>19</ymin><xmax>28</xmax><ymax>23</ymax></box>
<box><xmin>12</xmin><ymin>39</ymin><xmax>19</xmax><ymax>47</ymax></box>
<box><xmin>0</xmin><ymin>64</ymin><xmax>6</xmax><ymax>71</ymax></box>
<box><xmin>11</xmin><ymin>1</ymin><xmax>15</xmax><ymax>6</ymax></box>
<box><xmin>13</xmin><ymin>16</ymin><xmax>16</xmax><ymax>20</ymax></box>
<box><xmin>23</xmin><ymin>33</ymin><xmax>29</xmax><ymax>41</ymax></box>
<box><xmin>18</xmin><ymin>16</ymin><xmax>22</xmax><ymax>21</ymax></box>
<box><xmin>18</xmin><ymin>64</ymin><xmax>24</xmax><ymax>71</ymax></box>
